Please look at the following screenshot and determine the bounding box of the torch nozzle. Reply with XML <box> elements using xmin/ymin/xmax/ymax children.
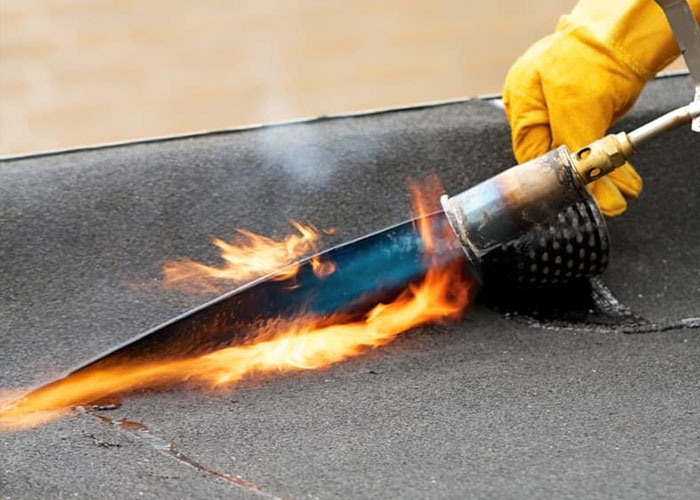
<box><xmin>570</xmin><ymin>132</ymin><xmax>634</xmax><ymax>184</ymax></box>
<box><xmin>571</xmin><ymin>100</ymin><xmax>700</xmax><ymax>186</ymax></box>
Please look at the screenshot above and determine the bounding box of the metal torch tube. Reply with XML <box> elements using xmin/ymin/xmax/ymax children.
<box><xmin>627</xmin><ymin>100</ymin><xmax>700</xmax><ymax>148</ymax></box>
<box><xmin>440</xmin><ymin>146</ymin><xmax>587</xmax><ymax>265</ymax></box>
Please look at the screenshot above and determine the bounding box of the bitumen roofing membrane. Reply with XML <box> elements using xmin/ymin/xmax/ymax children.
<box><xmin>1</xmin><ymin>74</ymin><xmax>699</xmax><ymax>499</ymax></box>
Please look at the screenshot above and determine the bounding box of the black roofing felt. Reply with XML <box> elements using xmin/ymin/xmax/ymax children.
<box><xmin>1</xmin><ymin>74</ymin><xmax>699</xmax><ymax>499</ymax></box>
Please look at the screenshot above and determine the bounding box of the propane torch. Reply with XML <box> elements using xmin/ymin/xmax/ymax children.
<box><xmin>440</xmin><ymin>100</ymin><xmax>700</xmax><ymax>270</ymax></box>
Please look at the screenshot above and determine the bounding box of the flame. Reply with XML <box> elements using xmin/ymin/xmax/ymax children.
<box><xmin>309</xmin><ymin>255</ymin><xmax>337</xmax><ymax>277</ymax></box>
<box><xmin>0</xmin><ymin>179</ymin><xmax>470</xmax><ymax>431</ymax></box>
<box><xmin>163</xmin><ymin>220</ymin><xmax>334</xmax><ymax>292</ymax></box>
<box><xmin>410</xmin><ymin>175</ymin><xmax>444</xmax><ymax>252</ymax></box>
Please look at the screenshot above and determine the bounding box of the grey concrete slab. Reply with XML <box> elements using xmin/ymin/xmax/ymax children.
<box><xmin>1</xmin><ymin>74</ymin><xmax>699</xmax><ymax>499</ymax></box>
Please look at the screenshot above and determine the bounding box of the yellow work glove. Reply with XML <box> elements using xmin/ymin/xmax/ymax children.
<box><xmin>503</xmin><ymin>0</ymin><xmax>700</xmax><ymax>216</ymax></box>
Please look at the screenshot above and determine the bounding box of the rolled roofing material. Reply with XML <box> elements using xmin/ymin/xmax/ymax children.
<box><xmin>1</xmin><ymin>74</ymin><xmax>698</xmax><ymax>500</ymax></box>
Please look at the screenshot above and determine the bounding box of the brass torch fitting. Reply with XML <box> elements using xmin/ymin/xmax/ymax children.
<box><xmin>570</xmin><ymin>132</ymin><xmax>635</xmax><ymax>185</ymax></box>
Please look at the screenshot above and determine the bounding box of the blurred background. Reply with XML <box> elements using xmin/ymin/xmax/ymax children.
<box><xmin>0</xmin><ymin>0</ymin><xmax>685</xmax><ymax>156</ymax></box>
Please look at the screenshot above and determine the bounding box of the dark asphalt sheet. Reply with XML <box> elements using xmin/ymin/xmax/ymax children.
<box><xmin>1</xmin><ymin>74</ymin><xmax>699</xmax><ymax>499</ymax></box>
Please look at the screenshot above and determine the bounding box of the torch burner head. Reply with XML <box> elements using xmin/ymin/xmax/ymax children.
<box><xmin>441</xmin><ymin>144</ymin><xmax>611</xmax><ymax>288</ymax></box>
<box><xmin>441</xmin><ymin>146</ymin><xmax>588</xmax><ymax>263</ymax></box>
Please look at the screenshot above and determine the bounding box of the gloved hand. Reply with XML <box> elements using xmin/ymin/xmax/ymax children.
<box><xmin>503</xmin><ymin>0</ymin><xmax>699</xmax><ymax>216</ymax></box>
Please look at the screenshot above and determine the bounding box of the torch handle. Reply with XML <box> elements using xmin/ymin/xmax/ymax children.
<box><xmin>627</xmin><ymin>100</ymin><xmax>700</xmax><ymax>148</ymax></box>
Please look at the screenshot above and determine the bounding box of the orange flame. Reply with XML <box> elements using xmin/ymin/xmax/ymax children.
<box><xmin>163</xmin><ymin>221</ymin><xmax>334</xmax><ymax>293</ymax></box>
<box><xmin>0</xmin><ymin>179</ymin><xmax>470</xmax><ymax>431</ymax></box>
